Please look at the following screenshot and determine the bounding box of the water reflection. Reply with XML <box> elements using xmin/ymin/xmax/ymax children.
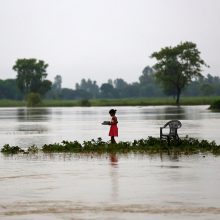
<box><xmin>15</xmin><ymin>108</ymin><xmax>50</xmax><ymax>147</ymax></box>
<box><xmin>16</xmin><ymin>108</ymin><xmax>51</xmax><ymax>121</ymax></box>
<box><xmin>154</xmin><ymin>106</ymin><xmax>186</xmax><ymax>120</ymax></box>
<box><xmin>109</xmin><ymin>153</ymin><xmax>118</xmax><ymax>166</ymax></box>
<box><xmin>16</xmin><ymin>108</ymin><xmax>50</xmax><ymax>135</ymax></box>
<box><xmin>109</xmin><ymin>153</ymin><xmax>119</xmax><ymax>201</ymax></box>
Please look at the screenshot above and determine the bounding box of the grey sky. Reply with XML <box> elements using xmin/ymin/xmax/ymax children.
<box><xmin>1</xmin><ymin>0</ymin><xmax>220</xmax><ymax>88</ymax></box>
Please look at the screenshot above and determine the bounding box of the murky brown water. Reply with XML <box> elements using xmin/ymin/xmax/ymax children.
<box><xmin>1</xmin><ymin>106</ymin><xmax>220</xmax><ymax>219</ymax></box>
<box><xmin>1</xmin><ymin>154</ymin><xmax>220</xmax><ymax>219</ymax></box>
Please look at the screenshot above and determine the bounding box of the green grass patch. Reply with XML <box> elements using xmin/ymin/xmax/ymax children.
<box><xmin>90</xmin><ymin>97</ymin><xmax>220</xmax><ymax>106</ymax></box>
<box><xmin>0</xmin><ymin>96</ymin><xmax>220</xmax><ymax>107</ymax></box>
<box><xmin>0</xmin><ymin>99</ymin><xmax>26</xmax><ymax>107</ymax></box>
<box><xmin>38</xmin><ymin>96</ymin><xmax>220</xmax><ymax>107</ymax></box>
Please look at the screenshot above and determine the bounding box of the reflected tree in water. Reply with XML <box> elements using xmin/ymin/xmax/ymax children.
<box><xmin>16</xmin><ymin>108</ymin><xmax>51</xmax><ymax>122</ymax></box>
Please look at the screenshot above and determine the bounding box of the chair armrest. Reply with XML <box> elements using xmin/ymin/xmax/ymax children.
<box><xmin>160</xmin><ymin>127</ymin><xmax>163</xmax><ymax>137</ymax></box>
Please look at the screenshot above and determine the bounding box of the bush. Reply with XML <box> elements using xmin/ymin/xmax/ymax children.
<box><xmin>80</xmin><ymin>99</ymin><xmax>91</xmax><ymax>107</ymax></box>
<box><xmin>27</xmin><ymin>145</ymin><xmax>38</xmax><ymax>153</ymax></box>
<box><xmin>209</xmin><ymin>100</ymin><xmax>220</xmax><ymax>110</ymax></box>
<box><xmin>27</xmin><ymin>93</ymin><xmax>41</xmax><ymax>107</ymax></box>
<box><xmin>1</xmin><ymin>144</ymin><xmax>24</xmax><ymax>154</ymax></box>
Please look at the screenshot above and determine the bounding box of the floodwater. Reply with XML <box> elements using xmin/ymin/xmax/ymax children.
<box><xmin>0</xmin><ymin>105</ymin><xmax>220</xmax><ymax>147</ymax></box>
<box><xmin>0</xmin><ymin>106</ymin><xmax>220</xmax><ymax>220</ymax></box>
<box><xmin>1</xmin><ymin>153</ymin><xmax>220</xmax><ymax>220</ymax></box>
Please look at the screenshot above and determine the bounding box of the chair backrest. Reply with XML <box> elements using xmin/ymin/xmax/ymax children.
<box><xmin>168</xmin><ymin>120</ymin><xmax>182</xmax><ymax>129</ymax></box>
<box><xmin>164</xmin><ymin>120</ymin><xmax>182</xmax><ymax>135</ymax></box>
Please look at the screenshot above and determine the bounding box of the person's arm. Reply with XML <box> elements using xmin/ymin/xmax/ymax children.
<box><xmin>110</xmin><ymin>116</ymin><xmax>118</xmax><ymax>125</ymax></box>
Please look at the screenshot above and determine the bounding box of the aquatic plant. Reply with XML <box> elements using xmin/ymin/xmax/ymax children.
<box><xmin>42</xmin><ymin>140</ymin><xmax>83</xmax><ymax>153</ymax></box>
<box><xmin>1</xmin><ymin>137</ymin><xmax>220</xmax><ymax>155</ymax></box>
<box><xmin>27</xmin><ymin>145</ymin><xmax>39</xmax><ymax>153</ymax></box>
<box><xmin>1</xmin><ymin>144</ymin><xmax>24</xmax><ymax>154</ymax></box>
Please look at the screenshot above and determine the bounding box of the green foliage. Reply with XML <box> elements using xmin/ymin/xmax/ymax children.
<box><xmin>1</xmin><ymin>144</ymin><xmax>24</xmax><ymax>154</ymax></box>
<box><xmin>42</xmin><ymin>140</ymin><xmax>83</xmax><ymax>153</ymax></box>
<box><xmin>42</xmin><ymin>73</ymin><xmax>220</xmax><ymax>100</ymax></box>
<box><xmin>100</xmin><ymin>83</ymin><xmax>117</xmax><ymax>98</ymax></box>
<box><xmin>209</xmin><ymin>100</ymin><xmax>220</xmax><ymax>110</ymax></box>
<box><xmin>75</xmin><ymin>79</ymin><xmax>99</xmax><ymax>98</ymax></box>
<box><xmin>0</xmin><ymin>79</ymin><xmax>23</xmax><ymax>100</ymax></box>
<box><xmin>2</xmin><ymin>137</ymin><xmax>220</xmax><ymax>155</ymax></box>
<box><xmin>151</xmin><ymin>41</ymin><xmax>208</xmax><ymax>104</ymax></box>
<box><xmin>0</xmin><ymin>96</ymin><xmax>220</xmax><ymax>107</ymax></box>
<box><xmin>47</xmin><ymin>75</ymin><xmax>62</xmax><ymax>99</ymax></box>
<box><xmin>53</xmin><ymin>75</ymin><xmax>62</xmax><ymax>91</ymax></box>
<box><xmin>0</xmin><ymin>99</ymin><xmax>26</xmax><ymax>107</ymax></box>
<box><xmin>139</xmin><ymin>66</ymin><xmax>163</xmax><ymax>97</ymax></box>
<box><xmin>27</xmin><ymin>92</ymin><xmax>41</xmax><ymax>107</ymax></box>
<box><xmin>2</xmin><ymin>59</ymin><xmax>220</xmax><ymax>101</ymax></box>
<box><xmin>27</xmin><ymin>145</ymin><xmax>39</xmax><ymax>153</ymax></box>
<box><xmin>80</xmin><ymin>99</ymin><xmax>91</xmax><ymax>106</ymax></box>
<box><xmin>41</xmin><ymin>96</ymin><xmax>220</xmax><ymax>106</ymax></box>
<box><xmin>60</xmin><ymin>88</ymin><xmax>78</xmax><ymax>100</ymax></box>
<box><xmin>13</xmin><ymin>58</ymin><xmax>52</xmax><ymax>97</ymax></box>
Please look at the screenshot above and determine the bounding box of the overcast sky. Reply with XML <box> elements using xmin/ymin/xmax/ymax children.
<box><xmin>0</xmin><ymin>0</ymin><xmax>220</xmax><ymax>88</ymax></box>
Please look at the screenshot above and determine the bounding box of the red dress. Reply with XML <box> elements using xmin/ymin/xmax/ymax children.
<box><xmin>109</xmin><ymin>116</ymin><xmax>118</xmax><ymax>137</ymax></box>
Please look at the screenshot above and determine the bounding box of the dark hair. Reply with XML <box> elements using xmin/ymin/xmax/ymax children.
<box><xmin>109</xmin><ymin>109</ymin><xmax>117</xmax><ymax>115</ymax></box>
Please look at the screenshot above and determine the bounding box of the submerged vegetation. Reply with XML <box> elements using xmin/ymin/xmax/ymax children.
<box><xmin>1</xmin><ymin>137</ymin><xmax>220</xmax><ymax>155</ymax></box>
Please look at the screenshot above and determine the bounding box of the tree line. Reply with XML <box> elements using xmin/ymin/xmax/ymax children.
<box><xmin>1</xmin><ymin>68</ymin><xmax>220</xmax><ymax>101</ymax></box>
<box><xmin>0</xmin><ymin>41</ymin><xmax>219</xmax><ymax>104</ymax></box>
<box><xmin>47</xmin><ymin>70</ymin><xmax>220</xmax><ymax>101</ymax></box>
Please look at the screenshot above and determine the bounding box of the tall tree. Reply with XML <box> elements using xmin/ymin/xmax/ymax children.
<box><xmin>49</xmin><ymin>75</ymin><xmax>62</xmax><ymax>99</ymax></box>
<box><xmin>53</xmin><ymin>75</ymin><xmax>62</xmax><ymax>91</ymax></box>
<box><xmin>13</xmin><ymin>58</ymin><xmax>52</xmax><ymax>97</ymax></box>
<box><xmin>139</xmin><ymin>66</ymin><xmax>163</xmax><ymax>97</ymax></box>
<box><xmin>139</xmin><ymin>66</ymin><xmax>154</xmax><ymax>85</ymax></box>
<box><xmin>100</xmin><ymin>83</ymin><xmax>116</xmax><ymax>98</ymax></box>
<box><xmin>0</xmin><ymin>79</ymin><xmax>22</xmax><ymax>100</ymax></box>
<box><xmin>114</xmin><ymin>78</ymin><xmax>128</xmax><ymax>90</ymax></box>
<box><xmin>75</xmin><ymin>78</ymin><xmax>99</xmax><ymax>98</ymax></box>
<box><xmin>151</xmin><ymin>42</ymin><xmax>208</xmax><ymax>104</ymax></box>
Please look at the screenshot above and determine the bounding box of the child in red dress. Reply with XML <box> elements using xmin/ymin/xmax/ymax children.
<box><xmin>109</xmin><ymin>109</ymin><xmax>118</xmax><ymax>143</ymax></box>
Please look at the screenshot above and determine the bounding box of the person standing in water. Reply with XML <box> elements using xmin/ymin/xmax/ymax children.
<box><xmin>108</xmin><ymin>109</ymin><xmax>118</xmax><ymax>143</ymax></box>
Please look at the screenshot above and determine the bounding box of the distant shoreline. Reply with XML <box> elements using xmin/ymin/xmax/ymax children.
<box><xmin>0</xmin><ymin>96</ymin><xmax>219</xmax><ymax>107</ymax></box>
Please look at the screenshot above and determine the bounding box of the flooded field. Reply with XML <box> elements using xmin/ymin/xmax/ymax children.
<box><xmin>1</xmin><ymin>153</ymin><xmax>220</xmax><ymax>220</ymax></box>
<box><xmin>0</xmin><ymin>105</ymin><xmax>220</xmax><ymax>148</ymax></box>
<box><xmin>0</xmin><ymin>106</ymin><xmax>220</xmax><ymax>219</ymax></box>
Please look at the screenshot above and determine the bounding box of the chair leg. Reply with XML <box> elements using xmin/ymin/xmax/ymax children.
<box><xmin>175</xmin><ymin>134</ymin><xmax>181</xmax><ymax>145</ymax></box>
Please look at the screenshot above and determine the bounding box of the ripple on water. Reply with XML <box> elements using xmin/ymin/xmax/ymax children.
<box><xmin>1</xmin><ymin>201</ymin><xmax>220</xmax><ymax>219</ymax></box>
